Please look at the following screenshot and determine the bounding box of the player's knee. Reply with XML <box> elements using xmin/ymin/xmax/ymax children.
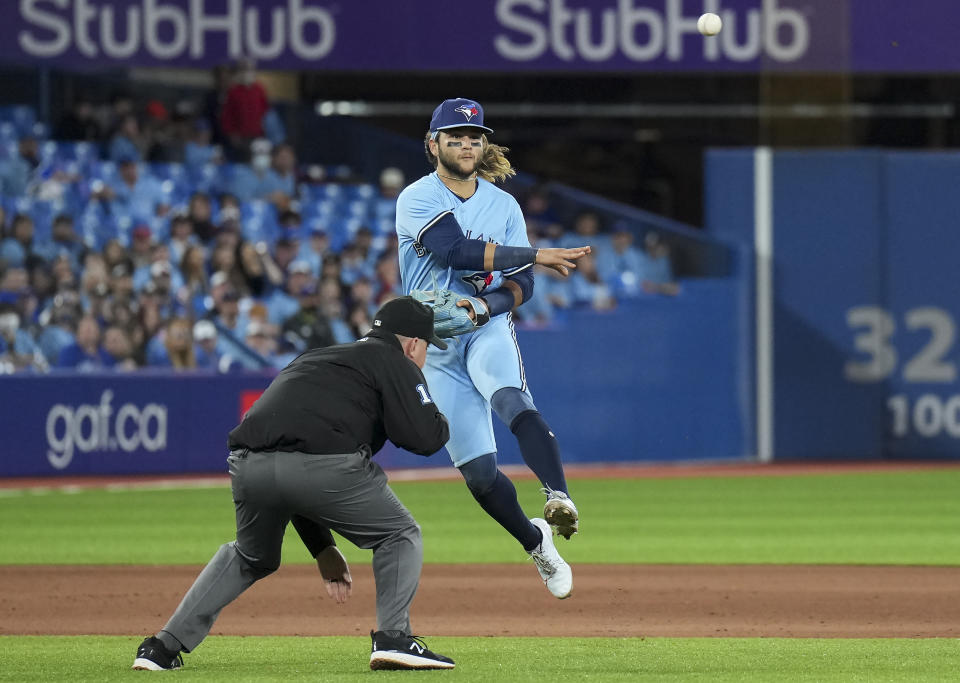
<box><xmin>458</xmin><ymin>453</ymin><xmax>498</xmax><ymax>497</ymax></box>
<box><xmin>491</xmin><ymin>387</ymin><xmax>537</xmax><ymax>427</ymax></box>
<box><xmin>229</xmin><ymin>540</ymin><xmax>281</xmax><ymax>577</ymax></box>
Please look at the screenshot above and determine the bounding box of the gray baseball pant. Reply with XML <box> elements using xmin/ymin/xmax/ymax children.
<box><xmin>161</xmin><ymin>449</ymin><xmax>422</xmax><ymax>652</ymax></box>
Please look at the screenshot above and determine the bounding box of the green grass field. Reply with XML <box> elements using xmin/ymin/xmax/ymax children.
<box><xmin>2</xmin><ymin>468</ymin><xmax>959</xmax><ymax>681</ymax></box>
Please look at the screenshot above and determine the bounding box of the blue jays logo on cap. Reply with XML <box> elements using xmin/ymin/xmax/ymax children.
<box><xmin>454</xmin><ymin>103</ymin><xmax>480</xmax><ymax>121</ymax></box>
<box><xmin>430</xmin><ymin>98</ymin><xmax>494</xmax><ymax>135</ymax></box>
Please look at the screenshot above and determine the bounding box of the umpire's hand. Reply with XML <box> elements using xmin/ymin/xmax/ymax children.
<box><xmin>316</xmin><ymin>546</ymin><xmax>353</xmax><ymax>604</ymax></box>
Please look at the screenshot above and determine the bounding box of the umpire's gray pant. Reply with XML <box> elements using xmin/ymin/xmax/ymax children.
<box><xmin>162</xmin><ymin>449</ymin><xmax>422</xmax><ymax>652</ymax></box>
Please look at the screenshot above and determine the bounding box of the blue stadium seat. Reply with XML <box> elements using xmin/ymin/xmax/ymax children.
<box><xmin>89</xmin><ymin>160</ymin><xmax>118</xmax><ymax>183</ymax></box>
<box><xmin>0</xmin><ymin>105</ymin><xmax>37</xmax><ymax>136</ymax></box>
<box><xmin>343</xmin><ymin>183</ymin><xmax>376</xmax><ymax>200</ymax></box>
<box><xmin>344</xmin><ymin>200</ymin><xmax>370</xmax><ymax>220</ymax></box>
<box><xmin>187</xmin><ymin>163</ymin><xmax>222</xmax><ymax>195</ymax></box>
<box><xmin>0</xmin><ymin>122</ymin><xmax>17</xmax><ymax>143</ymax></box>
<box><xmin>372</xmin><ymin>217</ymin><xmax>395</xmax><ymax>236</ymax></box>
<box><xmin>0</xmin><ymin>139</ymin><xmax>17</xmax><ymax>161</ymax></box>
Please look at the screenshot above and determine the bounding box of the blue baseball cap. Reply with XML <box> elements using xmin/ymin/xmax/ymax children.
<box><xmin>429</xmin><ymin>98</ymin><xmax>493</xmax><ymax>137</ymax></box>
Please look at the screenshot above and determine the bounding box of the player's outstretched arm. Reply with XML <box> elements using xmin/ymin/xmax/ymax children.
<box><xmin>534</xmin><ymin>246</ymin><xmax>591</xmax><ymax>277</ymax></box>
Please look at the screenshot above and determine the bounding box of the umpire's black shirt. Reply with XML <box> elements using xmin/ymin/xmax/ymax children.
<box><xmin>229</xmin><ymin>328</ymin><xmax>448</xmax><ymax>456</ymax></box>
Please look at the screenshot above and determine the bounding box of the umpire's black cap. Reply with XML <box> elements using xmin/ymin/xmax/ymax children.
<box><xmin>373</xmin><ymin>296</ymin><xmax>447</xmax><ymax>350</ymax></box>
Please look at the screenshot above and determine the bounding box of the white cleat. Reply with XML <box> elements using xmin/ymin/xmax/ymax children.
<box><xmin>543</xmin><ymin>487</ymin><xmax>579</xmax><ymax>539</ymax></box>
<box><xmin>528</xmin><ymin>517</ymin><xmax>572</xmax><ymax>599</ymax></box>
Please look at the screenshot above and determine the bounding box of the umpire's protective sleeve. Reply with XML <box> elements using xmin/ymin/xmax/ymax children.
<box><xmin>228</xmin><ymin>329</ymin><xmax>448</xmax><ymax>456</ymax></box>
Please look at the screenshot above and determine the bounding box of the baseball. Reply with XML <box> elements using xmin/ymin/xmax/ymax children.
<box><xmin>697</xmin><ymin>12</ymin><xmax>722</xmax><ymax>36</ymax></box>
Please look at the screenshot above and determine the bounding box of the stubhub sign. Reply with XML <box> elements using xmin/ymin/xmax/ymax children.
<box><xmin>494</xmin><ymin>0</ymin><xmax>810</xmax><ymax>64</ymax></box>
<box><xmin>0</xmin><ymin>0</ymin><xmax>953</xmax><ymax>72</ymax></box>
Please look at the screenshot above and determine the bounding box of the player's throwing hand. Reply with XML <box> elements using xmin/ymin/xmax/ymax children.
<box><xmin>535</xmin><ymin>246</ymin><xmax>592</xmax><ymax>277</ymax></box>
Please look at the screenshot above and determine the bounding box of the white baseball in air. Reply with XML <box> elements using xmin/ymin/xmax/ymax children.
<box><xmin>697</xmin><ymin>12</ymin><xmax>722</xmax><ymax>36</ymax></box>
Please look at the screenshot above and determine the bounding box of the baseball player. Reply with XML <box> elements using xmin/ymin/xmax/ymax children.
<box><xmin>133</xmin><ymin>296</ymin><xmax>455</xmax><ymax>671</ymax></box>
<box><xmin>395</xmin><ymin>98</ymin><xmax>591</xmax><ymax>599</ymax></box>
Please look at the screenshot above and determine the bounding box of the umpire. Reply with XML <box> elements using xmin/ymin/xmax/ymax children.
<box><xmin>133</xmin><ymin>296</ymin><xmax>456</xmax><ymax>671</ymax></box>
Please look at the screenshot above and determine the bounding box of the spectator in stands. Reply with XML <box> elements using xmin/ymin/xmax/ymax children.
<box><xmin>167</xmin><ymin>212</ymin><xmax>195</xmax><ymax>265</ymax></box>
<box><xmin>0</xmin><ymin>136</ymin><xmax>39</xmax><ymax>197</ymax></box>
<box><xmin>93</xmin><ymin>158</ymin><xmax>168</xmax><ymax>221</ymax></box>
<box><xmin>378</xmin><ymin>167</ymin><xmax>405</xmax><ymax>200</ymax></box>
<box><xmin>372</xmin><ymin>252</ymin><xmax>400</xmax><ymax>304</ymax></box>
<box><xmin>187</xmin><ymin>192</ymin><xmax>216</xmax><ymax>243</ymax></box>
<box><xmin>28</xmin><ymin>262</ymin><xmax>56</xmax><ymax>313</ymax></box>
<box><xmin>639</xmin><ymin>231</ymin><xmax>680</xmax><ymax>296</ymax></box>
<box><xmin>143</xmin><ymin>100</ymin><xmax>183</xmax><ymax>163</ymax></box>
<box><xmin>220</xmin><ymin>57</ymin><xmax>270</xmax><ymax>161</ymax></box>
<box><xmin>102</xmin><ymin>239</ymin><xmax>130</xmax><ymax>272</ymax></box>
<box><xmin>36</xmin><ymin>214</ymin><xmax>85</xmax><ymax>271</ymax></box>
<box><xmin>129</xmin><ymin>224</ymin><xmax>155</xmax><ymax>269</ymax></box>
<box><xmin>36</xmin><ymin>294</ymin><xmax>77</xmax><ymax>365</ymax></box>
<box><xmin>0</xmin><ymin>213</ymin><xmax>37</xmax><ymax>269</ymax></box>
<box><xmin>55</xmin><ymin>95</ymin><xmax>102</xmax><ymax>142</ymax></box>
<box><xmin>562</xmin><ymin>210</ymin><xmax>610</xmax><ymax>255</ymax></box>
<box><xmin>151</xmin><ymin>317</ymin><xmax>196</xmax><ymax>370</ymax></box>
<box><xmin>101</xmin><ymin>90</ymin><xmax>135</xmax><ymax>138</ymax></box>
<box><xmin>339</xmin><ymin>243</ymin><xmax>369</xmax><ymax>286</ymax></box>
<box><xmin>202</xmin><ymin>63</ymin><xmax>233</xmax><ymax>148</ymax></box>
<box><xmin>108</xmin><ymin>261</ymin><xmax>135</xmax><ymax>304</ymax></box>
<box><xmin>108</xmin><ymin>114</ymin><xmax>145</xmax><ymax>163</ymax></box>
<box><xmin>179</xmin><ymin>244</ymin><xmax>209</xmax><ymax>315</ymax></box>
<box><xmin>272</xmin><ymin>235</ymin><xmax>299</xmax><ymax>273</ymax></box>
<box><xmin>266</xmin><ymin>259</ymin><xmax>313</xmax><ymax>325</ymax></box>
<box><xmin>346</xmin><ymin>302</ymin><xmax>373</xmax><ymax>340</ymax></box>
<box><xmin>596</xmin><ymin>222</ymin><xmax>647</xmax><ymax>299</ymax></box>
<box><xmin>210</xmin><ymin>284</ymin><xmax>242</xmax><ymax>337</ymax></box>
<box><xmin>298</xmin><ymin>225</ymin><xmax>330</xmax><ymax>277</ymax></box>
<box><xmin>523</xmin><ymin>186</ymin><xmax>563</xmax><ymax>237</ymax></box>
<box><xmin>0</xmin><ymin>305</ymin><xmax>47</xmax><ymax>373</ymax></box>
<box><xmin>258</xmin><ymin>142</ymin><xmax>298</xmax><ymax>209</ymax></box>
<box><xmin>57</xmin><ymin>314</ymin><xmax>111</xmax><ymax>370</ymax></box>
<box><xmin>138</xmin><ymin>280</ymin><xmax>168</xmax><ymax>345</ymax></box>
<box><xmin>192</xmin><ymin>319</ymin><xmax>221</xmax><ymax>369</ymax></box>
<box><xmin>280</xmin><ymin>282</ymin><xmax>336</xmax><ymax>352</ymax></box>
<box><xmin>235</xmin><ymin>240</ymin><xmax>271</xmax><ymax>297</ymax></box>
<box><xmin>352</xmin><ymin>226</ymin><xmax>380</xmax><ymax>273</ymax></box>
<box><xmin>243</xmin><ymin>319</ymin><xmax>285</xmax><ymax>368</ymax></box>
<box><xmin>78</xmin><ymin>254</ymin><xmax>109</xmax><ymax>309</ymax></box>
<box><xmin>184</xmin><ymin>118</ymin><xmax>222</xmax><ymax>169</ymax></box>
<box><xmin>348</xmin><ymin>276</ymin><xmax>377</xmax><ymax>319</ymax></box>
<box><xmin>514</xmin><ymin>225</ymin><xmax>557</xmax><ymax>327</ymax></box>
<box><xmin>102</xmin><ymin>324</ymin><xmax>138</xmax><ymax>371</ymax></box>
<box><xmin>565</xmin><ymin>252</ymin><xmax>616</xmax><ymax>311</ymax></box>
<box><xmin>317</xmin><ymin>277</ymin><xmax>354</xmax><ymax>344</ymax></box>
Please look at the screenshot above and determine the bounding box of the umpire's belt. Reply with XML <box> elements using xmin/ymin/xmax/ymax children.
<box><xmin>229</xmin><ymin>445</ymin><xmax>372</xmax><ymax>459</ymax></box>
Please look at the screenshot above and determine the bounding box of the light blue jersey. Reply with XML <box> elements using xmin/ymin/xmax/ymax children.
<box><xmin>396</xmin><ymin>173</ymin><xmax>530</xmax><ymax>298</ymax></box>
<box><xmin>395</xmin><ymin>172</ymin><xmax>533</xmax><ymax>465</ymax></box>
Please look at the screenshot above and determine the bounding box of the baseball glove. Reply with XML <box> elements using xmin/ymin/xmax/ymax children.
<box><xmin>412</xmin><ymin>286</ymin><xmax>490</xmax><ymax>337</ymax></box>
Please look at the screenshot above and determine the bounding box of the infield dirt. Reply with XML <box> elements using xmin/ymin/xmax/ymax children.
<box><xmin>3</xmin><ymin>563</ymin><xmax>960</xmax><ymax>638</ymax></box>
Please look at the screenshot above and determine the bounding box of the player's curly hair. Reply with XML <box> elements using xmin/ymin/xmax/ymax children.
<box><xmin>424</xmin><ymin>133</ymin><xmax>516</xmax><ymax>184</ymax></box>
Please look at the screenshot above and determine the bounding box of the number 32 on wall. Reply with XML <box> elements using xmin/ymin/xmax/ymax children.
<box><xmin>844</xmin><ymin>306</ymin><xmax>957</xmax><ymax>383</ymax></box>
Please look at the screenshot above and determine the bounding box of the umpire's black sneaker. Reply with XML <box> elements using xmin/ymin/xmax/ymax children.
<box><xmin>132</xmin><ymin>636</ymin><xmax>184</xmax><ymax>671</ymax></box>
<box><xmin>369</xmin><ymin>630</ymin><xmax>455</xmax><ymax>670</ymax></box>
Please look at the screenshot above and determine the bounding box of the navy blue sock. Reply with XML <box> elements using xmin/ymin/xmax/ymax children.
<box><xmin>511</xmin><ymin>411</ymin><xmax>568</xmax><ymax>494</ymax></box>
<box><xmin>459</xmin><ymin>456</ymin><xmax>542</xmax><ymax>551</ymax></box>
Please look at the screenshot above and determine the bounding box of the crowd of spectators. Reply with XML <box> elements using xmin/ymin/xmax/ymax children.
<box><xmin>0</xmin><ymin>78</ymin><xmax>677</xmax><ymax>374</ymax></box>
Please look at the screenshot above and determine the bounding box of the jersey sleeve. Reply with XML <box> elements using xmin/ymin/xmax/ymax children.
<box><xmin>380</xmin><ymin>358</ymin><xmax>449</xmax><ymax>456</ymax></box>
<box><xmin>396</xmin><ymin>183</ymin><xmax>450</xmax><ymax>243</ymax></box>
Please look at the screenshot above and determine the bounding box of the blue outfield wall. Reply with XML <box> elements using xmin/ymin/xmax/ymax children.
<box><xmin>706</xmin><ymin>149</ymin><xmax>960</xmax><ymax>460</ymax></box>
<box><xmin>0</xmin><ymin>279</ymin><xmax>751</xmax><ymax>477</ymax></box>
